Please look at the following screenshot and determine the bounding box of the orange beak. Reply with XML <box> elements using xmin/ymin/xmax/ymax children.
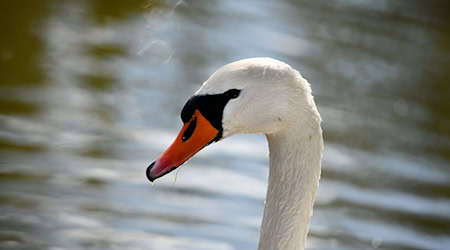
<box><xmin>146</xmin><ymin>110</ymin><xmax>219</xmax><ymax>182</ymax></box>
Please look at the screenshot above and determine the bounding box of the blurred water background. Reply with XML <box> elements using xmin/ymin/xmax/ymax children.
<box><xmin>1</xmin><ymin>0</ymin><xmax>449</xmax><ymax>249</ymax></box>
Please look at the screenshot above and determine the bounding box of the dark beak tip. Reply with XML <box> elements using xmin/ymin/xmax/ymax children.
<box><xmin>146</xmin><ymin>162</ymin><xmax>156</xmax><ymax>183</ymax></box>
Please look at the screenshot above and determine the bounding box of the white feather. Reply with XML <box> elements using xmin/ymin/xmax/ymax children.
<box><xmin>196</xmin><ymin>58</ymin><xmax>323</xmax><ymax>250</ymax></box>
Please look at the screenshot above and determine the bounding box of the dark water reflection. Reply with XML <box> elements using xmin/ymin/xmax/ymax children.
<box><xmin>1</xmin><ymin>0</ymin><xmax>449</xmax><ymax>249</ymax></box>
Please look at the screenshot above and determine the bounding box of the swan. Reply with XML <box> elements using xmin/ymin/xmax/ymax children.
<box><xmin>147</xmin><ymin>57</ymin><xmax>323</xmax><ymax>250</ymax></box>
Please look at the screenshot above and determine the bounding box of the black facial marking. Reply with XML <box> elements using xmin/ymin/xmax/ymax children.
<box><xmin>181</xmin><ymin>89</ymin><xmax>241</xmax><ymax>141</ymax></box>
<box><xmin>182</xmin><ymin>117</ymin><xmax>197</xmax><ymax>142</ymax></box>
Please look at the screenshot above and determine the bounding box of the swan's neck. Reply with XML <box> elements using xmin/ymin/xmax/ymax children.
<box><xmin>258</xmin><ymin>124</ymin><xmax>323</xmax><ymax>250</ymax></box>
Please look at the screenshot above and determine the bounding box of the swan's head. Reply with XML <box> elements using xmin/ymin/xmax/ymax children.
<box><xmin>147</xmin><ymin>58</ymin><xmax>319</xmax><ymax>182</ymax></box>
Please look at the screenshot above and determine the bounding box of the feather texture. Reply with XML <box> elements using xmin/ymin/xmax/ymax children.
<box><xmin>196</xmin><ymin>58</ymin><xmax>323</xmax><ymax>250</ymax></box>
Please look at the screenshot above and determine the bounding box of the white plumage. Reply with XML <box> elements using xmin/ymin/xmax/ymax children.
<box><xmin>196</xmin><ymin>58</ymin><xmax>323</xmax><ymax>250</ymax></box>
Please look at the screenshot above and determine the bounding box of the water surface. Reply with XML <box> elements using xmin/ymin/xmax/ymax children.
<box><xmin>1</xmin><ymin>0</ymin><xmax>449</xmax><ymax>249</ymax></box>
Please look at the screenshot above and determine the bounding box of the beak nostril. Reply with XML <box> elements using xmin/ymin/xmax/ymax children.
<box><xmin>146</xmin><ymin>162</ymin><xmax>156</xmax><ymax>182</ymax></box>
<box><xmin>182</xmin><ymin>117</ymin><xmax>197</xmax><ymax>142</ymax></box>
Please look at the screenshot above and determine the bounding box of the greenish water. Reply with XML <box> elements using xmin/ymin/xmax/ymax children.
<box><xmin>0</xmin><ymin>0</ymin><xmax>449</xmax><ymax>249</ymax></box>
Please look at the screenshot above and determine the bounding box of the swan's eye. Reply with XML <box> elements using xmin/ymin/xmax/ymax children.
<box><xmin>226</xmin><ymin>89</ymin><xmax>241</xmax><ymax>99</ymax></box>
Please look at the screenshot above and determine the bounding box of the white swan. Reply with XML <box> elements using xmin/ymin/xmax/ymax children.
<box><xmin>147</xmin><ymin>58</ymin><xmax>323</xmax><ymax>250</ymax></box>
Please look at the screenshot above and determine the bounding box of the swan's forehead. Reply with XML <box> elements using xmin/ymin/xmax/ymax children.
<box><xmin>195</xmin><ymin>58</ymin><xmax>294</xmax><ymax>96</ymax></box>
<box><xmin>195</xmin><ymin>70</ymin><xmax>251</xmax><ymax>95</ymax></box>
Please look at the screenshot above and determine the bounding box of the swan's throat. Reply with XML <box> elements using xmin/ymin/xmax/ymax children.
<box><xmin>259</xmin><ymin>128</ymin><xmax>323</xmax><ymax>250</ymax></box>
